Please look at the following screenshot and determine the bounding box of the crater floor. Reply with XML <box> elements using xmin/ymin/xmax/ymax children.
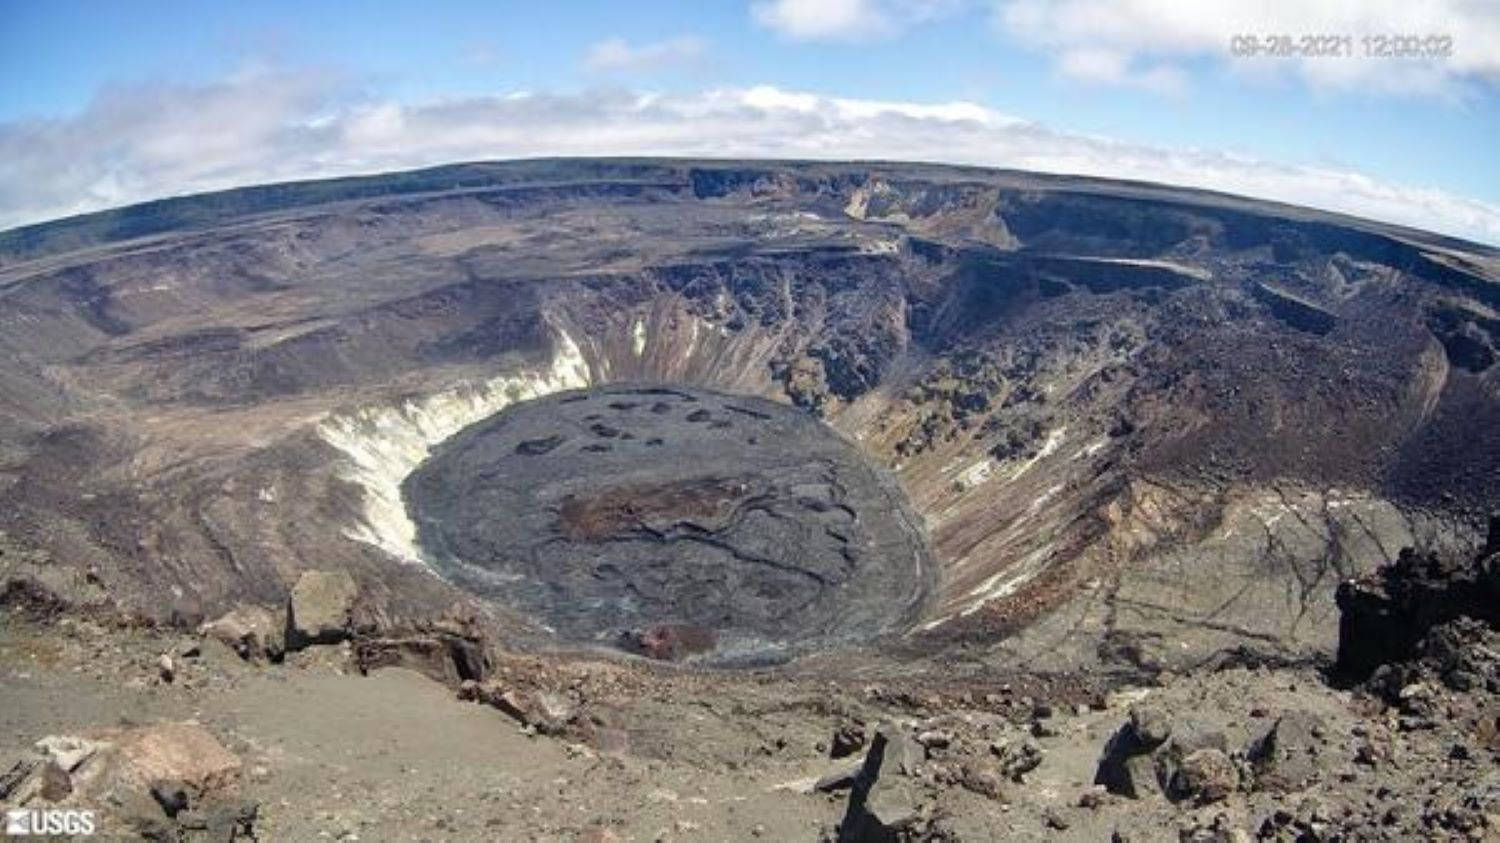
<box><xmin>403</xmin><ymin>384</ymin><xmax>935</xmax><ymax>662</ymax></box>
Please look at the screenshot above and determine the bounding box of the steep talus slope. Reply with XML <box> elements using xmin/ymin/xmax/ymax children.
<box><xmin>0</xmin><ymin>159</ymin><xmax>1495</xmax><ymax>675</ymax></box>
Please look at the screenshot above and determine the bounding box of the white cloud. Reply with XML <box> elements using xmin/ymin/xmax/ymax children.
<box><xmin>1055</xmin><ymin>46</ymin><xmax>1187</xmax><ymax>95</ymax></box>
<box><xmin>995</xmin><ymin>0</ymin><xmax>1500</xmax><ymax>96</ymax></box>
<box><xmin>2</xmin><ymin>70</ymin><xmax>1498</xmax><ymax>246</ymax></box>
<box><xmin>583</xmin><ymin>36</ymin><xmax>709</xmax><ymax>73</ymax></box>
<box><xmin>752</xmin><ymin>0</ymin><xmax>963</xmax><ymax>40</ymax></box>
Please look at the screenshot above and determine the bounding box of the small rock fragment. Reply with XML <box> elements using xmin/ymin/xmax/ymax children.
<box><xmin>815</xmin><ymin>765</ymin><xmax>861</xmax><ymax>793</ymax></box>
<box><xmin>958</xmin><ymin>763</ymin><xmax>1006</xmax><ymax>801</ymax></box>
<box><xmin>916</xmin><ymin>730</ymin><xmax>952</xmax><ymax>753</ymax></box>
<box><xmin>830</xmin><ymin>722</ymin><xmax>866</xmax><ymax>759</ymax></box>
<box><xmin>1169</xmin><ymin>748</ymin><xmax>1238</xmax><ymax>804</ymax></box>
<box><xmin>991</xmin><ymin>738</ymin><xmax>1044</xmax><ymax>782</ymax></box>
<box><xmin>35</xmin><ymin>735</ymin><xmax>104</xmax><ymax>772</ymax></box>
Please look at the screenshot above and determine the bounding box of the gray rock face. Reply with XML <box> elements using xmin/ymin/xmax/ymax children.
<box><xmin>405</xmin><ymin>385</ymin><xmax>934</xmax><ymax>663</ymax></box>
<box><xmin>286</xmin><ymin>571</ymin><xmax>358</xmax><ymax>650</ymax></box>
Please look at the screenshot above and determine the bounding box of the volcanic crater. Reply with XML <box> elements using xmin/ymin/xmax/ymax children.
<box><xmin>0</xmin><ymin>158</ymin><xmax>1496</xmax><ymax>679</ymax></box>
<box><xmin>404</xmin><ymin>385</ymin><xmax>933</xmax><ymax>662</ymax></box>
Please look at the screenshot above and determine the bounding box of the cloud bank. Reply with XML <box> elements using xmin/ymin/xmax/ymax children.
<box><xmin>2</xmin><ymin>69</ymin><xmax>1498</xmax><ymax>245</ymax></box>
<box><xmin>995</xmin><ymin>0</ymin><xmax>1500</xmax><ymax>95</ymax></box>
<box><xmin>752</xmin><ymin>0</ymin><xmax>1500</xmax><ymax>96</ymax></box>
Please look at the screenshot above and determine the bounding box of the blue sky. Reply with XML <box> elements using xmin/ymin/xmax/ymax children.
<box><xmin>2</xmin><ymin>0</ymin><xmax>1497</xmax><ymax>242</ymax></box>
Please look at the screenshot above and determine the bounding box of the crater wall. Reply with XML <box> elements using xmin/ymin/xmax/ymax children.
<box><xmin>0</xmin><ymin>158</ymin><xmax>1494</xmax><ymax>674</ymax></box>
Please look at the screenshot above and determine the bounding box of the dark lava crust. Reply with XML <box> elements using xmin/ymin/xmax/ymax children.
<box><xmin>403</xmin><ymin>385</ymin><xmax>935</xmax><ymax>663</ymax></box>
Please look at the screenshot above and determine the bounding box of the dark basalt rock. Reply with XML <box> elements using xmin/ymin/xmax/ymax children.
<box><xmin>404</xmin><ymin>384</ymin><xmax>934</xmax><ymax>664</ymax></box>
<box><xmin>1426</xmin><ymin>303</ymin><xmax>1499</xmax><ymax>373</ymax></box>
<box><xmin>1334</xmin><ymin>517</ymin><xmax>1500</xmax><ymax>681</ymax></box>
<box><xmin>1252</xmin><ymin>282</ymin><xmax>1337</xmax><ymax>335</ymax></box>
<box><xmin>515</xmin><ymin>435</ymin><xmax>564</xmax><ymax>456</ymax></box>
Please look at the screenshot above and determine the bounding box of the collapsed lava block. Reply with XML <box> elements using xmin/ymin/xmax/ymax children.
<box><xmin>1333</xmin><ymin>515</ymin><xmax>1500</xmax><ymax>681</ymax></box>
<box><xmin>1363</xmin><ymin>616</ymin><xmax>1500</xmax><ymax>707</ymax></box>
<box><xmin>353</xmin><ymin>633</ymin><xmax>489</xmax><ymax>686</ymax></box>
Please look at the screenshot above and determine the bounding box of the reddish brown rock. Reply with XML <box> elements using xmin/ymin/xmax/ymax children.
<box><xmin>619</xmin><ymin>624</ymin><xmax>717</xmax><ymax>661</ymax></box>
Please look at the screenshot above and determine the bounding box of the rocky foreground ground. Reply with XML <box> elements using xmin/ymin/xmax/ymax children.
<box><xmin>2</xmin><ymin>520</ymin><xmax>1498</xmax><ymax>841</ymax></box>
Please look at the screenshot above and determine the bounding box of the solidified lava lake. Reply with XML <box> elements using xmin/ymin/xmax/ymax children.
<box><xmin>403</xmin><ymin>385</ymin><xmax>935</xmax><ymax>663</ymax></box>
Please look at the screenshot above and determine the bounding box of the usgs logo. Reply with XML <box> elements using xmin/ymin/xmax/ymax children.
<box><xmin>5</xmin><ymin>808</ymin><xmax>96</xmax><ymax>836</ymax></box>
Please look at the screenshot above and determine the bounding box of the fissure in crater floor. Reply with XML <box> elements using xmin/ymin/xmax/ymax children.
<box><xmin>403</xmin><ymin>384</ymin><xmax>934</xmax><ymax>662</ymax></box>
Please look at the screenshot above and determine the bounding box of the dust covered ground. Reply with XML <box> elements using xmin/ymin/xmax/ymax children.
<box><xmin>2</xmin><ymin>579</ymin><xmax>1496</xmax><ymax>841</ymax></box>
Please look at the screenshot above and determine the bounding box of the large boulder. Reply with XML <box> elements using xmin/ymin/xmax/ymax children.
<box><xmin>834</xmin><ymin>730</ymin><xmax>923</xmax><ymax>842</ymax></box>
<box><xmin>872</xmin><ymin>721</ymin><xmax>923</xmax><ymax>777</ymax></box>
<box><xmin>286</xmin><ymin>570</ymin><xmax>359</xmax><ymax>650</ymax></box>
<box><xmin>200</xmin><ymin>604</ymin><xmax>285</xmax><ymax>662</ymax></box>
<box><xmin>103</xmin><ymin>722</ymin><xmax>243</xmax><ymax>796</ymax></box>
<box><xmin>1094</xmin><ymin>705</ymin><xmax>1172</xmax><ymax>799</ymax></box>
<box><xmin>2</xmin><ymin>722</ymin><xmax>248</xmax><ymax>838</ymax></box>
<box><xmin>1245</xmin><ymin>711</ymin><xmax>1326</xmax><ymax>793</ymax></box>
<box><xmin>1096</xmin><ymin>706</ymin><xmax>1229</xmax><ymax>802</ymax></box>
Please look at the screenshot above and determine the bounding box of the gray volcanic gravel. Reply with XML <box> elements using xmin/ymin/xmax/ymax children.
<box><xmin>404</xmin><ymin>385</ymin><xmax>935</xmax><ymax>662</ymax></box>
